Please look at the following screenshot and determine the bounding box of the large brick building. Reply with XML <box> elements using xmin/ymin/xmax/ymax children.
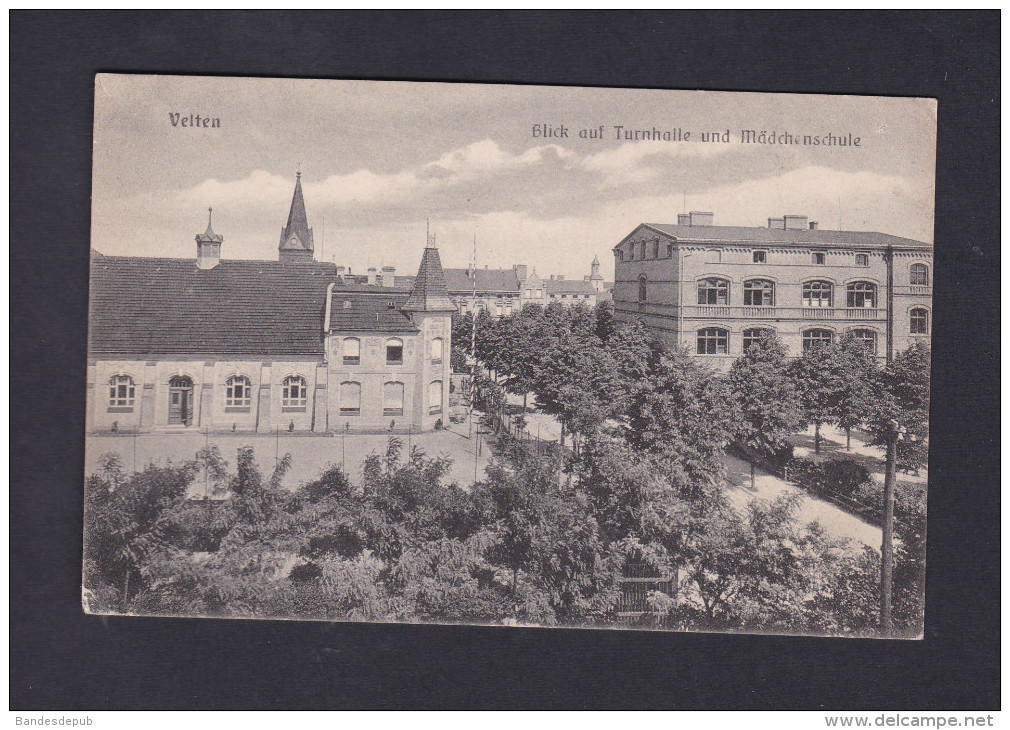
<box><xmin>87</xmin><ymin>175</ymin><xmax>453</xmax><ymax>434</ymax></box>
<box><xmin>612</xmin><ymin>212</ymin><xmax>932</xmax><ymax>367</ymax></box>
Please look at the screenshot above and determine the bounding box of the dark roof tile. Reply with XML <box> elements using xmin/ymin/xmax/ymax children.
<box><xmin>89</xmin><ymin>256</ymin><xmax>336</xmax><ymax>358</ymax></box>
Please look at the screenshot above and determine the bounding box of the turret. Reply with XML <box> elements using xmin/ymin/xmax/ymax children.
<box><xmin>195</xmin><ymin>208</ymin><xmax>223</xmax><ymax>270</ymax></box>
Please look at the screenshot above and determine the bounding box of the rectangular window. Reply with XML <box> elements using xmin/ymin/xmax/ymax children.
<box><xmin>386</xmin><ymin>340</ymin><xmax>403</xmax><ymax>365</ymax></box>
<box><xmin>339</xmin><ymin>381</ymin><xmax>361</xmax><ymax>416</ymax></box>
<box><xmin>343</xmin><ymin>338</ymin><xmax>360</xmax><ymax>365</ymax></box>
<box><xmin>855</xmin><ymin>253</ymin><xmax>869</xmax><ymax>266</ymax></box>
<box><xmin>753</xmin><ymin>251</ymin><xmax>766</xmax><ymax>263</ymax></box>
<box><xmin>812</xmin><ymin>252</ymin><xmax>826</xmax><ymax>265</ymax></box>
<box><xmin>383</xmin><ymin>381</ymin><xmax>404</xmax><ymax>417</ymax></box>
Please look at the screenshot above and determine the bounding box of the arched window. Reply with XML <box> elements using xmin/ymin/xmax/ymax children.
<box><xmin>339</xmin><ymin>381</ymin><xmax>361</xmax><ymax>416</ymax></box>
<box><xmin>615</xmin><ymin>249</ymin><xmax>624</xmax><ymax>263</ymax></box>
<box><xmin>108</xmin><ymin>374</ymin><xmax>135</xmax><ymax>410</ymax></box>
<box><xmin>343</xmin><ymin>337</ymin><xmax>360</xmax><ymax>365</ymax></box>
<box><xmin>652</xmin><ymin>240</ymin><xmax>659</xmax><ymax>259</ymax></box>
<box><xmin>742</xmin><ymin>328</ymin><xmax>774</xmax><ymax>352</ymax></box>
<box><xmin>802</xmin><ymin>280</ymin><xmax>833</xmax><ymax>308</ymax></box>
<box><xmin>640</xmin><ymin>241</ymin><xmax>646</xmax><ymax>260</ymax></box>
<box><xmin>225</xmin><ymin>375</ymin><xmax>252</xmax><ymax>409</ymax></box>
<box><xmin>697</xmin><ymin>277</ymin><xmax>730</xmax><ymax>305</ymax></box>
<box><xmin>386</xmin><ymin>338</ymin><xmax>403</xmax><ymax>365</ymax></box>
<box><xmin>169</xmin><ymin>375</ymin><xmax>193</xmax><ymax>389</ymax></box>
<box><xmin>802</xmin><ymin>328</ymin><xmax>834</xmax><ymax>352</ymax></box>
<box><xmin>383</xmin><ymin>381</ymin><xmax>405</xmax><ymax>417</ymax></box>
<box><xmin>743</xmin><ymin>279</ymin><xmax>775</xmax><ymax>306</ymax></box>
<box><xmin>627</xmin><ymin>243</ymin><xmax>634</xmax><ymax>261</ymax></box>
<box><xmin>910</xmin><ymin>308</ymin><xmax>929</xmax><ymax>335</ymax></box>
<box><xmin>638</xmin><ymin>274</ymin><xmax>648</xmax><ymax>302</ymax></box>
<box><xmin>846</xmin><ymin>281</ymin><xmax>877</xmax><ymax>309</ymax></box>
<box><xmin>282</xmin><ymin>375</ymin><xmax>307</xmax><ymax>409</ymax></box>
<box><xmin>430</xmin><ymin>337</ymin><xmax>444</xmax><ymax>364</ymax></box>
<box><xmin>850</xmin><ymin>329</ymin><xmax>877</xmax><ymax>354</ymax></box>
<box><xmin>697</xmin><ymin>327</ymin><xmax>729</xmax><ymax>355</ymax></box>
<box><xmin>910</xmin><ymin>263</ymin><xmax>929</xmax><ymax>286</ymax></box>
<box><xmin>429</xmin><ymin>380</ymin><xmax>443</xmax><ymax>415</ymax></box>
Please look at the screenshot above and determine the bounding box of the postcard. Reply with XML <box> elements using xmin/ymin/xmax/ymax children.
<box><xmin>85</xmin><ymin>74</ymin><xmax>934</xmax><ymax>637</ymax></box>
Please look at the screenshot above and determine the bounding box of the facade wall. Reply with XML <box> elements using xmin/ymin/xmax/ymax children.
<box><xmin>325</xmin><ymin>315</ymin><xmax>451</xmax><ymax>431</ymax></box>
<box><xmin>88</xmin><ymin>358</ymin><xmax>323</xmax><ymax>433</ymax></box>
<box><xmin>453</xmin><ymin>291</ymin><xmax>520</xmax><ymax>317</ymax></box>
<box><xmin>613</xmin><ymin>226</ymin><xmax>933</xmax><ymax>368</ymax></box>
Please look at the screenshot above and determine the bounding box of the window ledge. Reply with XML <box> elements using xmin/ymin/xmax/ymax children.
<box><xmin>225</xmin><ymin>406</ymin><xmax>251</xmax><ymax>413</ymax></box>
<box><xmin>107</xmin><ymin>406</ymin><xmax>135</xmax><ymax>413</ymax></box>
<box><xmin>281</xmin><ymin>406</ymin><xmax>307</xmax><ymax>413</ymax></box>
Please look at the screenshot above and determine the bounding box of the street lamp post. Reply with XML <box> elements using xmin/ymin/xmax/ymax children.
<box><xmin>880</xmin><ymin>426</ymin><xmax>898</xmax><ymax>635</ymax></box>
<box><xmin>880</xmin><ymin>418</ymin><xmax>913</xmax><ymax>635</ymax></box>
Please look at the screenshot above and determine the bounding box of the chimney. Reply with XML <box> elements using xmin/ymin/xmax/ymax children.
<box><xmin>689</xmin><ymin>211</ymin><xmax>714</xmax><ymax>226</ymax></box>
<box><xmin>550</xmin><ymin>274</ymin><xmax>556</xmax><ymax>281</ymax></box>
<box><xmin>677</xmin><ymin>213</ymin><xmax>690</xmax><ymax>226</ymax></box>
<box><xmin>195</xmin><ymin>208</ymin><xmax>223</xmax><ymax>270</ymax></box>
<box><xmin>335</xmin><ymin>265</ymin><xmax>346</xmax><ymax>277</ymax></box>
<box><xmin>513</xmin><ymin>264</ymin><xmax>528</xmax><ymax>281</ymax></box>
<box><xmin>557</xmin><ymin>275</ymin><xmax>565</xmax><ymax>281</ymax></box>
<box><xmin>768</xmin><ymin>217</ymin><xmax>785</xmax><ymax>229</ymax></box>
<box><xmin>784</xmin><ymin>214</ymin><xmax>808</xmax><ymax>230</ymax></box>
<box><xmin>367</xmin><ymin>267</ymin><xmax>377</xmax><ymax>286</ymax></box>
<box><xmin>381</xmin><ymin>265</ymin><xmax>396</xmax><ymax>288</ymax></box>
<box><xmin>809</xmin><ymin>221</ymin><xmax>819</xmax><ymax>230</ymax></box>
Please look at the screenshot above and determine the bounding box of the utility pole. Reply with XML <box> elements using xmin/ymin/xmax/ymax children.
<box><xmin>880</xmin><ymin>419</ymin><xmax>901</xmax><ymax>635</ymax></box>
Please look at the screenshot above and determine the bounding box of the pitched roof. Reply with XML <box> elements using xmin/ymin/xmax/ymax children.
<box><xmin>545</xmin><ymin>278</ymin><xmax>597</xmax><ymax>295</ymax></box>
<box><xmin>279</xmin><ymin>174</ymin><xmax>313</xmax><ymax>252</ymax></box>
<box><xmin>403</xmin><ymin>246</ymin><xmax>456</xmax><ymax>312</ymax></box>
<box><xmin>443</xmin><ymin>267</ymin><xmax>521</xmax><ymax>293</ymax></box>
<box><xmin>327</xmin><ymin>291</ymin><xmax>419</xmax><ymax>333</ymax></box>
<box><xmin>89</xmin><ymin>256</ymin><xmax>336</xmax><ymax>358</ymax></box>
<box><xmin>629</xmin><ymin>223</ymin><xmax>931</xmax><ymax>250</ymax></box>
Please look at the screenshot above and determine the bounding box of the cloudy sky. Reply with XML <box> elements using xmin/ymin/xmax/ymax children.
<box><xmin>92</xmin><ymin>75</ymin><xmax>936</xmax><ymax>280</ymax></box>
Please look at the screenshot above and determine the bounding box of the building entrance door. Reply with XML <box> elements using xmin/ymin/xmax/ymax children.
<box><xmin>168</xmin><ymin>376</ymin><xmax>193</xmax><ymax>425</ymax></box>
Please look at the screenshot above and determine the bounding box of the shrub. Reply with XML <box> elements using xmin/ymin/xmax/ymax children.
<box><xmin>788</xmin><ymin>456</ymin><xmax>872</xmax><ymax>500</ymax></box>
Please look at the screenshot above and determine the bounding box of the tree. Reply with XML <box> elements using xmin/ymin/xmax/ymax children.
<box><xmin>728</xmin><ymin>331</ymin><xmax>802</xmax><ymax>486</ymax></box>
<box><xmin>832</xmin><ymin>333</ymin><xmax>880</xmax><ymax>450</ymax></box>
<box><xmin>626</xmin><ymin>348</ymin><xmax>738</xmax><ymax>491</ymax></box>
<box><xmin>866</xmin><ymin>342</ymin><xmax>930</xmax><ymax>473</ymax></box>
<box><xmin>790</xmin><ymin>342</ymin><xmax>847</xmax><ymax>454</ymax></box>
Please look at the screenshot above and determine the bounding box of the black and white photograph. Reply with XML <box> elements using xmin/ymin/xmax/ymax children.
<box><xmin>82</xmin><ymin>75</ymin><xmax>936</xmax><ymax>639</ymax></box>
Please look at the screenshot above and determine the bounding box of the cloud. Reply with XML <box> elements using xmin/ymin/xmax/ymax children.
<box><xmin>581</xmin><ymin>139</ymin><xmax>744</xmax><ymax>186</ymax></box>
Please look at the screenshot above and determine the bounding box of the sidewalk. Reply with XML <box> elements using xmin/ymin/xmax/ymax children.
<box><xmin>723</xmin><ymin>452</ymin><xmax>883</xmax><ymax>549</ymax></box>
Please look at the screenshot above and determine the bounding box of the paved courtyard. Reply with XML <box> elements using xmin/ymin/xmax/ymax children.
<box><xmin>85</xmin><ymin>423</ymin><xmax>494</xmax><ymax>491</ymax></box>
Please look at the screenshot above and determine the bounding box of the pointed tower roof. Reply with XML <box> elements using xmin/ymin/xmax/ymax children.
<box><xmin>403</xmin><ymin>234</ymin><xmax>456</xmax><ymax>312</ymax></box>
<box><xmin>196</xmin><ymin>207</ymin><xmax>223</xmax><ymax>243</ymax></box>
<box><xmin>279</xmin><ymin>172</ymin><xmax>314</xmax><ymax>254</ymax></box>
<box><xmin>592</xmin><ymin>254</ymin><xmax>600</xmax><ymax>266</ymax></box>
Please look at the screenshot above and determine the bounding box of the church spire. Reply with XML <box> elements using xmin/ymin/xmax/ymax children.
<box><xmin>279</xmin><ymin>172</ymin><xmax>315</xmax><ymax>262</ymax></box>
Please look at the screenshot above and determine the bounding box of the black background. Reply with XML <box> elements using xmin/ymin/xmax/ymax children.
<box><xmin>10</xmin><ymin>11</ymin><xmax>1000</xmax><ymax>710</ymax></box>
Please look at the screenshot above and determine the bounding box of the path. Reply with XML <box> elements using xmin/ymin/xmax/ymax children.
<box><xmin>722</xmin><ymin>453</ymin><xmax>882</xmax><ymax>549</ymax></box>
